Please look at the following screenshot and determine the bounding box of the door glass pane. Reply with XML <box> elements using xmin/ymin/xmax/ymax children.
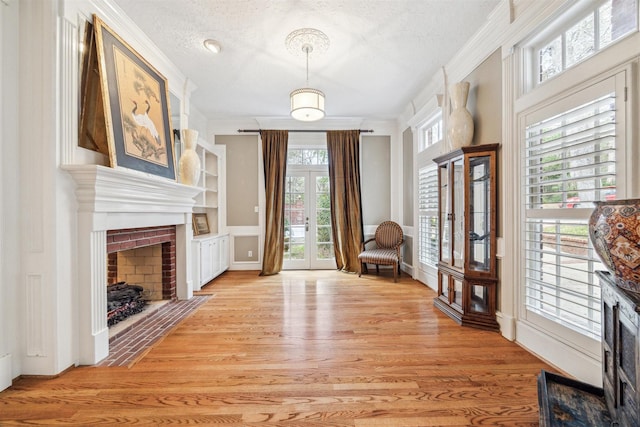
<box><xmin>452</xmin><ymin>159</ymin><xmax>464</xmax><ymax>268</ymax></box>
<box><xmin>470</xmin><ymin>284</ymin><xmax>489</xmax><ymax>313</ymax></box>
<box><xmin>440</xmin><ymin>272</ymin><xmax>449</xmax><ymax>299</ymax></box>
<box><xmin>453</xmin><ymin>278</ymin><xmax>463</xmax><ymax>307</ymax></box>
<box><xmin>439</xmin><ymin>164</ymin><xmax>450</xmax><ymax>264</ymax></box>
<box><xmin>469</xmin><ymin>155</ymin><xmax>490</xmax><ymax>272</ymax></box>
<box><xmin>315</xmin><ymin>176</ymin><xmax>333</xmax><ymax>260</ymax></box>
<box><xmin>284</xmin><ymin>176</ymin><xmax>306</xmax><ymax>261</ymax></box>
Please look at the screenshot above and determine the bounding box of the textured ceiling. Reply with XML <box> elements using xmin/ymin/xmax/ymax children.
<box><xmin>113</xmin><ymin>0</ymin><xmax>500</xmax><ymax>122</ymax></box>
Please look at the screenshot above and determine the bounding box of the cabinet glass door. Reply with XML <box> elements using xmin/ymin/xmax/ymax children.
<box><xmin>469</xmin><ymin>284</ymin><xmax>489</xmax><ymax>313</ymax></box>
<box><xmin>468</xmin><ymin>155</ymin><xmax>491</xmax><ymax>272</ymax></box>
<box><xmin>452</xmin><ymin>277</ymin><xmax>463</xmax><ymax>308</ymax></box>
<box><xmin>439</xmin><ymin>163</ymin><xmax>450</xmax><ymax>264</ymax></box>
<box><xmin>452</xmin><ymin>159</ymin><xmax>465</xmax><ymax>269</ymax></box>
<box><xmin>440</xmin><ymin>272</ymin><xmax>449</xmax><ymax>299</ymax></box>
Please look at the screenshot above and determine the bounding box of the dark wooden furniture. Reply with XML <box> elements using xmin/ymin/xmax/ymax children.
<box><xmin>600</xmin><ymin>270</ymin><xmax>639</xmax><ymax>427</ymax></box>
<box><xmin>538</xmin><ymin>271</ymin><xmax>640</xmax><ymax>426</ymax></box>
<box><xmin>433</xmin><ymin>143</ymin><xmax>499</xmax><ymax>331</ymax></box>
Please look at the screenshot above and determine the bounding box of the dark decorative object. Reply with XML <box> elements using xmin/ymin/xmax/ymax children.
<box><xmin>107</xmin><ymin>282</ymin><xmax>147</xmax><ymax>327</ymax></box>
<box><xmin>537</xmin><ymin>370</ymin><xmax>612</xmax><ymax>426</ymax></box>
<box><xmin>589</xmin><ymin>199</ymin><xmax>640</xmax><ymax>294</ymax></box>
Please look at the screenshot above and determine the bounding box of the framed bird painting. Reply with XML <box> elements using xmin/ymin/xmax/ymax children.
<box><xmin>92</xmin><ymin>15</ymin><xmax>176</xmax><ymax>180</ymax></box>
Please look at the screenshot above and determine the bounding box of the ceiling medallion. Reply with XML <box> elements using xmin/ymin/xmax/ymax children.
<box><xmin>286</xmin><ymin>28</ymin><xmax>329</xmax><ymax>122</ymax></box>
<box><xmin>285</xmin><ymin>28</ymin><xmax>330</xmax><ymax>57</ymax></box>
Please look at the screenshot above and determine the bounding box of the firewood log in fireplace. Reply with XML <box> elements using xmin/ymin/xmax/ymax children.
<box><xmin>107</xmin><ymin>282</ymin><xmax>147</xmax><ymax>327</ymax></box>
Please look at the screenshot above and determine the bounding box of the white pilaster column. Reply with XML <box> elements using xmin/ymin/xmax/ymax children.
<box><xmin>77</xmin><ymin>214</ymin><xmax>109</xmax><ymax>365</ymax></box>
<box><xmin>497</xmin><ymin>47</ymin><xmax>517</xmax><ymax>341</ymax></box>
<box><xmin>176</xmin><ymin>219</ymin><xmax>194</xmax><ymax>300</ymax></box>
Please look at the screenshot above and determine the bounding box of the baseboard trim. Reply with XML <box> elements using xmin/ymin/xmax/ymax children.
<box><xmin>0</xmin><ymin>353</ymin><xmax>13</xmax><ymax>392</ymax></box>
<box><xmin>517</xmin><ymin>321</ymin><xmax>601</xmax><ymax>386</ymax></box>
<box><xmin>496</xmin><ymin>311</ymin><xmax>516</xmax><ymax>341</ymax></box>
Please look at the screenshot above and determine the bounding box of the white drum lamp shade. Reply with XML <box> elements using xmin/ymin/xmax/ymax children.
<box><xmin>290</xmin><ymin>88</ymin><xmax>325</xmax><ymax>121</ymax></box>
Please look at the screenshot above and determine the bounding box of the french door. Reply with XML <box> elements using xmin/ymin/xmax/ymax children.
<box><xmin>283</xmin><ymin>170</ymin><xmax>335</xmax><ymax>269</ymax></box>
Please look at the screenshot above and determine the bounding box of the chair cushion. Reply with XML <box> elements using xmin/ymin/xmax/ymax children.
<box><xmin>358</xmin><ymin>248</ymin><xmax>399</xmax><ymax>265</ymax></box>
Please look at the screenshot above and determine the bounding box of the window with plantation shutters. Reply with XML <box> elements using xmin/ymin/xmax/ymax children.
<box><xmin>418</xmin><ymin>165</ymin><xmax>439</xmax><ymax>267</ymax></box>
<box><xmin>522</xmin><ymin>79</ymin><xmax>622</xmax><ymax>340</ymax></box>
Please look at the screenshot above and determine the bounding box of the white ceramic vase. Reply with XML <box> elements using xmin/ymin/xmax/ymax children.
<box><xmin>447</xmin><ymin>81</ymin><xmax>474</xmax><ymax>150</ymax></box>
<box><xmin>179</xmin><ymin>129</ymin><xmax>201</xmax><ymax>186</ymax></box>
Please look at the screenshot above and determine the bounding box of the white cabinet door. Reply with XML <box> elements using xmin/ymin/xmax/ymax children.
<box><xmin>220</xmin><ymin>235</ymin><xmax>229</xmax><ymax>270</ymax></box>
<box><xmin>193</xmin><ymin>234</ymin><xmax>230</xmax><ymax>289</ymax></box>
<box><xmin>211</xmin><ymin>238</ymin><xmax>221</xmax><ymax>278</ymax></box>
<box><xmin>200</xmin><ymin>239</ymin><xmax>214</xmax><ymax>285</ymax></box>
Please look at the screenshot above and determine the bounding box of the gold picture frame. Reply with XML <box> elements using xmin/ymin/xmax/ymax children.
<box><xmin>92</xmin><ymin>15</ymin><xmax>176</xmax><ymax>180</ymax></box>
<box><xmin>192</xmin><ymin>213</ymin><xmax>210</xmax><ymax>236</ymax></box>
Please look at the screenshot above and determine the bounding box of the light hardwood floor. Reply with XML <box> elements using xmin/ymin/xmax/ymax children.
<box><xmin>0</xmin><ymin>270</ymin><xmax>556</xmax><ymax>426</ymax></box>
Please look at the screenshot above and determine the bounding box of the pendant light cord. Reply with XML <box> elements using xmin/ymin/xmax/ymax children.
<box><xmin>303</xmin><ymin>44</ymin><xmax>312</xmax><ymax>87</ymax></box>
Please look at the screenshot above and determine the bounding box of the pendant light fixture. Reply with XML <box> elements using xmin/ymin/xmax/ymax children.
<box><xmin>286</xmin><ymin>28</ymin><xmax>329</xmax><ymax>122</ymax></box>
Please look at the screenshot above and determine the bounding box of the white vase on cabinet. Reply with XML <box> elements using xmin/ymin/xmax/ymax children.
<box><xmin>447</xmin><ymin>81</ymin><xmax>474</xmax><ymax>150</ymax></box>
<box><xmin>179</xmin><ymin>129</ymin><xmax>201</xmax><ymax>186</ymax></box>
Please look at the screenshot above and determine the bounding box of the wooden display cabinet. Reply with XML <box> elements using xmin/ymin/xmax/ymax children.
<box><xmin>433</xmin><ymin>143</ymin><xmax>499</xmax><ymax>331</ymax></box>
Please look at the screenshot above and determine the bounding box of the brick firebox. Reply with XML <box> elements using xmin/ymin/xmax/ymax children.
<box><xmin>106</xmin><ymin>226</ymin><xmax>177</xmax><ymax>301</ymax></box>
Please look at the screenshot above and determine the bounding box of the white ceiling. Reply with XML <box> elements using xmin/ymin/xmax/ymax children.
<box><xmin>113</xmin><ymin>0</ymin><xmax>501</xmax><ymax>123</ymax></box>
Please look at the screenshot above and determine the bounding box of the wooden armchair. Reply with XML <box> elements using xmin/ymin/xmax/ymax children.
<box><xmin>358</xmin><ymin>221</ymin><xmax>404</xmax><ymax>282</ymax></box>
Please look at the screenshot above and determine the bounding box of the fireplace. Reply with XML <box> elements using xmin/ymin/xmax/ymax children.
<box><xmin>107</xmin><ymin>226</ymin><xmax>177</xmax><ymax>300</ymax></box>
<box><xmin>105</xmin><ymin>226</ymin><xmax>177</xmax><ymax>327</ymax></box>
<box><xmin>65</xmin><ymin>165</ymin><xmax>202</xmax><ymax>365</ymax></box>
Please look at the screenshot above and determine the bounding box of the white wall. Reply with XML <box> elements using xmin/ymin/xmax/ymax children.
<box><xmin>0</xmin><ymin>0</ymin><xmax>20</xmax><ymax>391</ymax></box>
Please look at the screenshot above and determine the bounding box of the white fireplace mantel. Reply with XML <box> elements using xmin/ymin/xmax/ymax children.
<box><xmin>64</xmin><ymin>164</ymin><xmax>202</xmax><ymax>364</ymax></box>
<box><xmin>64</xmin><ymin>165</ymin><xmax>201</xmax><ymax>214</ymax></box>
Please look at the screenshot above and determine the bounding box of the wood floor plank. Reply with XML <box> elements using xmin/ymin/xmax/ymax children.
<box><xmin>0</xmin><ymin>270</ymin><xmax>555</xmax><ymax>425</ymax></box>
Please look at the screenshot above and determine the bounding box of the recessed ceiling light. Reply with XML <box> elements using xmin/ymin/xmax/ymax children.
<box><xmin>203</xmin><ymin>39</ymin><xmax>222</xmax><ymax>54</ymax></box>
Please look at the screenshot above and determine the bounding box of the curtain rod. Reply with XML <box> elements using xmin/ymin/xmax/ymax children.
<box><xmin>237</xmin><ymin>129</ymin><xmax>374</xmax><ymax>133</ymax></box>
